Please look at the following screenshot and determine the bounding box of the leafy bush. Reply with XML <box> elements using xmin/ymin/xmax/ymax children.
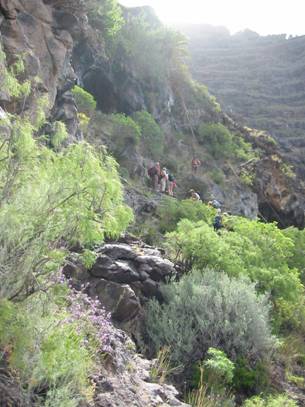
<box><xmin>0</xmin><ymin>284</ymin><xmax>116</xmax><ymax>406</ymax></box>
<box><xmin>0</xmin><ymin>114</ymin><xmax>133</xmax><ymax>300</ymax></box>
<box><xmin>197</xmin><ymin>123</ymin><xmax>253</xmax><ymax>160</ymax></box>
<box><xmin>233</xmin><ymin>357</ymin><xmax>270</xmax><ymax>395</ymax></box>
<box><xmin>51</xmin><ymin>121</ymin><xmax>68</xmax><ymax>149</ymax></box>
<box><xmin>72</xmin><ymin>85</ymin><xmax>96</xmax><ymax>116</ymax></box>
<box><xmin>243</xmin><ymin>395</ymin><xmax>297</xmax><ymax>407</ymax></box>
<box><xmin>132</xmin><ymin>111</ymin><xmax>164</xmax><ymax>159</ymax></box>
<box><xmin>117</xmin><ymin>14</ymin><xmax>187</xmax><ymax>82</ymax></box>
<box><xmin>0</xmin><ymin>45</ymin><xmax>31</xmax><ymax>98</ymax></box>
<box><xmin>108</xmin><ymin>113</ymin><xmax>141</xmax><ymax>157</ymax></box>
<box><xmin>157</xmin><ymin>198</ymin><xmax>215</xmax><ymax>233</ymax></box>
<box><xmin>166</xmin><ymin>218</ymin><xmax>304</xmax><ymax>328</ymax></box>
<box><xmin>146</xmin><ymin>269</ymin><xmax>275</xmax><ymax>368</ymax></box>
<box><xmin>203</xmin><ymin>348</ymin><xmax>235</xmax><ymax>388</ymax></box>
<box><xmin>86</xmin><ymin>0</ymin><xmax>124</xmax><ymax>40</ymax></box>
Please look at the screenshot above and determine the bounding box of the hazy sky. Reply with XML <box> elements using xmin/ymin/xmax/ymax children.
<box><xmin>119</xmin><ymin>0</ymin><xmax>305</xmax><ymax>36</ymax></box>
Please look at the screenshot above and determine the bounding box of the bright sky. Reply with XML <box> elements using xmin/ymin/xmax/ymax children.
<box><xmin>119</xmin><ymin>0</ymin><xmax>305</xmax><ymax>36</ymax></box>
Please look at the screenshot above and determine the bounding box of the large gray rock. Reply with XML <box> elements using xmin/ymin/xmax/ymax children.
<box><xmin>92</xmin><ymin>279</ymin><xmax>141</xmax><ymax>323</ymax></box>
<box><xmin>98</xmin><ymin>243</ymin><xmax>138</xmax><ymax>260</ymax></box>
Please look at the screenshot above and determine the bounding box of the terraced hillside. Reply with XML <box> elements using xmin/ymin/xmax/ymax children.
<box><xmin>177</xmin><ymin>25</ymin><xmax>305</xmax><ymax>179</ymax></box>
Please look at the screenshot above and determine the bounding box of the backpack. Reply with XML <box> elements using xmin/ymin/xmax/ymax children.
<box><xmin>212</xmin><ymin>199</ymin><xmax>221</xmax><ymax>209</ymax></box>
<box><xmin>148</xmin><ymin>166</ymin><xmax>157</xmax><ymax>177</ymax></box>
<box><xmin>213</xmin><ymin>215</ymin><xmax>222</xmax><ymax>229</ymax></box>
<box><xmin>168</xmin><ymin>173</ymin><xmax>175</xmax><ymax>182</ymax></box>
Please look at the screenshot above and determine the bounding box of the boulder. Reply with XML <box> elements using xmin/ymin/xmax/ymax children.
<box><xmin>92</xmin><ymin>279</ymin><xmax>141</xmax><ymax>323</ymax></box>
<box><xmin>91</xmin><ymin>257</ymin><xmax>140</xmax><ymax>284</ymax></box>
<box><xmin>98</xmin><ymin>243</ymin><xmax>138</xmax><ymax>261</ymax></box>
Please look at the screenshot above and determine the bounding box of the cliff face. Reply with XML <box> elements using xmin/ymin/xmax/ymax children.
<box><xmin>0</xmin><ymin>2</ymin><xmax>304</xmax><ymax>233</ymax></box>
<box><xmin>177</xmin><ymin>24</ymin><xmax>305</xmax><ymax>184</ymax></box>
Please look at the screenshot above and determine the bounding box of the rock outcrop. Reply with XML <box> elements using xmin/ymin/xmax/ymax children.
<box><xmin>178</xmin><ymin>24</ymin><xmax>305</xmax><ymax>217</ymax></box>
<box><xmin>64</xmin><ymin>238</ymin><xmax>176</xmax><ymax>334</ymax></box>
<box><xmin>94</xmin><ymin>330</ymin><xmax>189</xmax><ymax>407</ymax></box>
<box><xmin>63</xmin><ymin>238</ymin><xmax>190</xmax><ymax>407</ymax></box>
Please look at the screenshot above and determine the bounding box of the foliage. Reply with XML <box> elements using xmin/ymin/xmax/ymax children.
<box><xmin>157</xmin><ymin>198</ymin><xmax>215</xmax><ymax>233</ymax></box>
<box><xmin>203</xmin><ymin>348</ymin><xmax>235</xmax><ymax>388</ymax></box>
<box><xmin>283</xmin><ymin>227</ymin><xmax>305</xmax><ymax>284</ymax></box>
<box><xmin>51</xmin><ymin>121</ymin><xmax>68</xmax><ymax>149</ymax></box>
<box><xmin>116</xmin><ymin>13</ymin><xmax>187</xmax><ymax>82</ymax></box>
<box><xmin>166</xmin><ymin>217</ymin><xmax>304</xmax><ymax>328</ymax></box>
<box><xmin>197</xmin><ymin>123</ymin><xmax>254</xmax><ymax>160</ymax></box>
<box><xmin>146</xmin><ymin>269</ymin><xmax>275</xmax><ymax>368</ymax></box>
<box><xmin>0</xmin><ymin>283</ymin><xmax>116</xmax><ymax>406</ymax></box>
<box><xmin>107</xmin><ymin>113</ymin><xmax>141</xmax><ymax>158</ymax></box>
<box><xmin>85</xmin><ymin>0</ymin><xmax>124</xmax><ymax>40</ymax></box>
<box><xmin>187</xmin><ymin>363</ymin><xmax>235</xmax><ymax>407</ymax></box>
<box><xmin>243</xmin><ymin>394</ymin><xmax>297</xmax><ymax>407</ymax></box>
<box><xmin>150</xmin><ymin>346</ymin><xmax>174</xmax><ymax>384</ymax></box>
<box><xmin>72</xmin><ymin>85</ymin><xmax>96</xmax><ymax>116</ymax></box>
<box><xmin>233</xmin><ymin>357</ymin><xmax>270</xmax><ymax>395</ymax></box>
<box><xmin>79</xmin><ymin>249</ymin><xmax>97</xmax><ymax>269</ymax></box>
<box><xmin>0</xmin><ymin>114</ymin><xmax>133</xmax><ymax>300</ymax></box>
<box><xmin>132</xmin><ymin>110</ymin><xmax>164</xmax><ymax>159</ymax></box>
<box><xmin>0</xmin><ymin>46</ymin><xmax>31</xmax><ymax>98</ymax></box>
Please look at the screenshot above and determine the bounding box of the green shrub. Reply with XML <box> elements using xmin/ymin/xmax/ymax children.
<box><xmin>117</xmin><ymin>14</ymin><xmax>187</xmax><ymax>82</ymax></box>
<box><xmin>233</xmin><ymin>357</ymin><xmax>270</xmax><ymax>395</ymax></box>
<box><xmin>132</xmin><ymin>111</ymin><xmax>164</xmax><ymax>159</ymax></box>
<box><xmin>86</xmin><ymin>0</ymin><xmax>124</xmax><ymax>40</ymax></box>
<box><xmin>0</xmin><ymin>294</ymin><xmax>96</xmax><ymax>406</ymax></box>
<box><xmin>146</xmin><ymin>269</ymin><xmax>275</xmax><ymax>367</ymax></box>
<box><xmin>72</xmin><ymin>85</ymin><xmax>96</xmax><ymax>116</ymax></box>
<box><xmin>197</xmin><ymin>123</ymin><xmax>254</xmax><ymax>160</ymax></box>
<box><xmin>203</xmin><ymin>348</ymin><xmax>235</xmax><ymax>388</ymax></box>
<box><xmin>0</xmin><ymin>45</ymin><xmax>31</xmax><ymax>98</ymax></box>
<box><xmin>157</xmin><ymin>198</ymin><xmax>215</xmax><ymax>233</ymax></box>
<box><xmin>0</xmin><ymin>114</ymin><xmax>133</xmax><ymax>300</ymax></box>
<box><xmin>243</xmin><ymin>394</ymin><xmax>297</xmax><ymax>406</ymax></box>
<box><xmin>51</xmin><ymin>121</ymin><xmax>68</xmax><ymax>149</ymax></box>
<box><xmin>108</xmin><ymin>113</ymin><xmax>141</xmax><ymax>158</ymax></box>
<box><xmin>166</xmin><ymin>218</ymin><xmax>304</xmax><ymax>328</ymax></box>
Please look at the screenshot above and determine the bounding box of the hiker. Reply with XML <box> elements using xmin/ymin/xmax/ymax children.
<box><xmin>213</xmin><ymin>209</ymin><xmax>223</xmax><ymax>232</ymax></box>
<box><xmin>208</xmin><ymin>199</ymin><xmax>222</xmax><ymax>209</ymax></box>
<box><xmin>189</xmin><ymin>189</ymin><xmax>201</xmax><ymax>201</ymax></box>
<box><xmin>191</xmin><ymin>157</ymin><xmax>201</xmax><ymax>174</ymax></box>
<box><xmin>160</xmin><ymin>167</ymin><xmax>169</xmax><ymax>193</ymax></box>
<box><xmin>167</xmin><ymin>173</ymin><xmax>176</xmax><ymax>196</ymax></box>
<box><xmin>148</xmin><ymin>162</ymin><xmax>161</xmax><ymax>191</ymax></box>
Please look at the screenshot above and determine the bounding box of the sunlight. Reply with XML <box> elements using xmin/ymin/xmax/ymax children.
<box><xmin>119</xmin><ymin>0</ymin><xmax>305</xmax><ymax>35</ymax></box>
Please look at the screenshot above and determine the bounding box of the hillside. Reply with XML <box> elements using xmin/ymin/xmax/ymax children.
<box><xmin>176</xmin><ymin>24</ymin><xmax>305</xmax><ymax>182</ymax></box>
<box><xmin>1</xmin><ymin>2</ymin><xmax>305</xmax><ymax>407</ymax></box>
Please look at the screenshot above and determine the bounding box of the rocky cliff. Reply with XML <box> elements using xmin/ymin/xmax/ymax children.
<box><xmin>1</xmin><ymin>1</ymin><xmax>304</xmax><ymax>228</ymax></box>
<box><xmin>177</xmin><ymin>24</ymin><xmax>305</xmax><ymax>192</ymax></box>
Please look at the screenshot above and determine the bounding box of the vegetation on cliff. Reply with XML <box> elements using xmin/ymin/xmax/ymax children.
<box><xmin>0</xmin><ymin>1</ymin><xmax>305</xmax><ymax>406</ymax></box>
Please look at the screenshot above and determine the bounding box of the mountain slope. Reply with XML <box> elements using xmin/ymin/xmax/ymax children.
<box><xmin>177</xmin><ymin>24</ymin><xmax>305</xmax><ymax>183</ymax></box>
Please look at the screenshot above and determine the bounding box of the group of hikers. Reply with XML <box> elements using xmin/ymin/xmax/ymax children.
<box><xmin>148</xmin><ymin>159</ymin><xmax>226</xmax><ymax>233</ymax></box>
<box><xmin>147</xmin><ymin>162</ymin><xmax>177</xmax><ymax>196</ymax></box>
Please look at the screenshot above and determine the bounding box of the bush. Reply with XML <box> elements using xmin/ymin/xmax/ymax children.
<box><xmin>0</xmin><ymin>115</ymin><xmax>133</xmax><ymax>300</ymax></box>
<box><xmin>197</xmin><ymin>123</ymin><xmax>253</xmax><ymax>160</ymax></box>
<box><xmin>243</xmin><ymin>395</ymin><xmax>297</xmax><ymax>407</ymax></box>
<box><xmin>108</xmin><ymin>113</ymin><xmax>141</xmax><ymax>158</ymax></box>
<box><xmin>72</xmin><ymin>85</ymin><xmax>96</xmax><ymax>116</ymax></box>
<box><xmin>132</xmin><ymin>111</ymin><xmax>164</xmax><ymax>159</ymax></box>
<box><xmin>233</xmin><ymin>357</ymin><xmax>270</xmax><ymax>395</ymax></box>
<box><xmin>146</xmin><ymin>269</ymin><xmax>275</xmax><ymax>368</ymax></box>
<box><xmin>157</xmin><ymin>198</ymin><xmax>215</xmax><ymax>233</ymax></box>
<box><xmin>166</xmin><ymin>218</ymin><xmax>304</xmax><ymax>328</ymax></box>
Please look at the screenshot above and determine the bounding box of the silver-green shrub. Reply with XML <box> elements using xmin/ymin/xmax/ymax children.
<box><xmin>146</xmin><ymin>269</ymin><xmax>276</xmax><ymax>367</ymax></box>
